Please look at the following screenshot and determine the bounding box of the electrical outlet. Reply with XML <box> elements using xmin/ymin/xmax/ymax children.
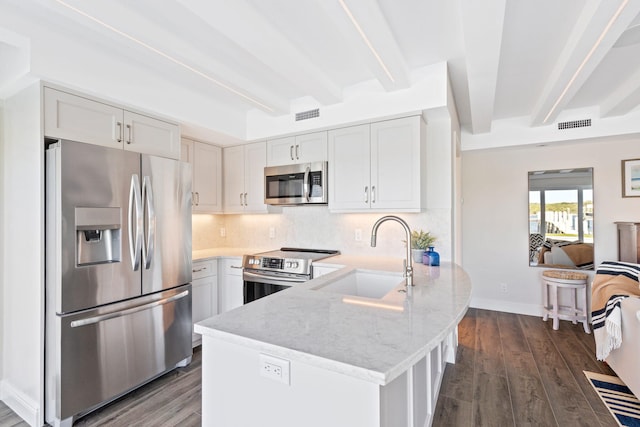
<box><xmin>269</xmin><ymin>227</ymin><xmax>275</xmax><ymax>239</ymax></box>
<box><xmin>500</xmin><ymin>283</ymin><xmax>508</xmax><ymax>293</ymax></box>
<box><xmin>355</xmin><ymin>228</ymin><xmax>362</xmax><ymax>242</ymax></box>
<box><xmin>259</xmin><ymin>354</ymin><xmax>290</xmax><ymax>385</ymax></box>
<box><xmin>220</xmin><ymin>227</ymin><xmax>226</xmax><ymax>237</ymax></box>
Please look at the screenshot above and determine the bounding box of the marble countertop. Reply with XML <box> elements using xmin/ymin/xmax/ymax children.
<box><xmin>195</xmin><ymin>258</ymin><xmax>472</xmax><ymax>386</ymax></box>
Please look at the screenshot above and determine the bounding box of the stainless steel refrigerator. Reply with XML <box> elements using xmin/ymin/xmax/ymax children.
<box><xmin>45</xmin><ymin>139</ymin><xmax>193</xmax><ymax>427</ymax></box>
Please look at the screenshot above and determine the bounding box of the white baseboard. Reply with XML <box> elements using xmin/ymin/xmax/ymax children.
<box><xmin>0</xmin><ymin>379</ymin><xmax>40</xmax><ymax>427</ymax></box>
<box><xmin>470</xmin><ymin>297</ymin><xmax>545</xmax><ymax>318</ymax></box>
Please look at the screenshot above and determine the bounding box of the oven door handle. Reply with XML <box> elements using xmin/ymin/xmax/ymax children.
<box><xmin>243</xmin><ymin>271</ymin><xmax>306</xmax><ymax>286</ymax></box>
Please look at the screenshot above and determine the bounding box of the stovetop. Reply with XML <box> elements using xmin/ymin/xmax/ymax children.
<box><xmin>242</xmin><ymin>247</ymin><xmax>340</xmax><ymax>276</ymax></box>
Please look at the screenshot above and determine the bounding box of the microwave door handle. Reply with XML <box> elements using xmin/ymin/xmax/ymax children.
<box><xmin>142</xmin><ymin>176</ymin><xmax>156</xmax><ymax>270</ymax></box>
<box><xmin>304</xmin><ymin>165</ymin><xmax>311</xmax><ymax>202</ymax></box>
<box><xmin>128</xmin><ymin>174</ymin><xmax>143</xmax><ymax>271</ymax></box>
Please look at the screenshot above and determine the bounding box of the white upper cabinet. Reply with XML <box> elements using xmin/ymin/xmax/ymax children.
<box><xmin>328</xmin><ymin>116</ymin><xmax>426</xmax><ymax>212</ymax></box>
<box><xmin>123</xmin><ymin>110</ymin><xmax>180</xmax><ymax>159</ymax></box>
<box><xmin>181</xmin><ymin>138</ymin><xmax>223</xmax><ymax>213</ymax></box>
<box><xmin>266</xmin><ymin>131</ymin><xmax>327</xmax><ymax>166</ymax></box>
<box><xmin>328</xmin><ymin>124</ymin><xmax>371</xmax><ymax>211</ymax></box>
<box><xmin>44</xmin><ymin>87</ymin><xmax>180</xmax><ymax>159</ymax></box>
<box><xmin>223</xmin><ymin>141</ymin><xmax>268</xmax><ymax>213</ymax></box>
<box><xmin>44</xmin><ymin>87</ymin><xmax>122</xmax><ymax>149</ymax></box>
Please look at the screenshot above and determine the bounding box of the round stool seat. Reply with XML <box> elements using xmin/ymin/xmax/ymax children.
<box><xmin>542</xmin><ymin>270</ymin><xmax>590</xmax><ymax>333</ymax></box>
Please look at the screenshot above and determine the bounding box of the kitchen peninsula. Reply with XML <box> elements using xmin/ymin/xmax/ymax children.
<box><xmin>195</xmin><ymin>257</ymin><xmax>471</xmax><ymax>427</ymax></box>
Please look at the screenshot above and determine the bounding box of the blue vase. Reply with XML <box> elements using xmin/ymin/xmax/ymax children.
<box><xmin>423</xmin><ymin>246</ymin><xmax>440</xmax><ymax>266</ymax></box>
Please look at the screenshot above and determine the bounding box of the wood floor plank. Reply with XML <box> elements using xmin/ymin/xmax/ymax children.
<box><xmin>475</xmin><ymin>311</ymin><xmax>506</xmax><ymax>377</ymax></box>
<box><xmin>432</xmin><ymin>394</ymin><xmax>473</xmax><ymax>427</ymax></box>
<box><xmin>507</xmin><ymin>373</ymin><xmax>557</xmax><ymax>426</ymax></box>
<box><xmin>472</xmin><ymin>371</ymin><xmax>514</xmax><ymax>426</ymax></box>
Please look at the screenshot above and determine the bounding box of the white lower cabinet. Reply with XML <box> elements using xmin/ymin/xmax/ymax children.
<box><xmin>191</xmin><ymin>260</ymin><xmax>218</xmax><ymax>347</ymax></box>
<box><xmin>219</xmin><ymin>258</ymin><xmax>244</xmax><ymax>313</ymax></box>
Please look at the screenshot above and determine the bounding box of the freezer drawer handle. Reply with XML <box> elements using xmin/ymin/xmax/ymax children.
<box><xmin>128</xmin><ymin>174</ymin><xmax>143</xmax><ymax>271</ymax></box>
<box><xmin>70</xmin><ymin>290</ymin><xmax>190</xmax><ymax>328</ymax></box>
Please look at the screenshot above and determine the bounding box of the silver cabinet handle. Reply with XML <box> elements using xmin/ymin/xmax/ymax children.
<box><xmin>371</xmin><ymin>185</ymin><xmax>376</xmax><ymax>203</ymax></box>
<box><xmin>244</xmin><ymin>192</ymin><xmax>248</xmax><ymax>206</ymax></box>
<box><xmin>290</xmin><ymin>145</ymin><xmax>294</xmax><ymax>161</ymax></box>
<box><xmin>192</xmin><ymin>267</ymin><xmax>207</xmax><ymax>273</ymax></box>
<box><xmin>364</xmin><ymin>186</ymin><xmax>369</xmax><ymax>203</ymax></box>
<box><xmin>126</xmin><ymin>124</ymin><xmax>132</xmax><ymax>144</ymax></box>
<box><xmin>142</xmin><ymin>176</ymin><xmax>156</xmax><ymax>270</ymax></box>
<box><xmin>194</xmin><ymin>191</ymin><xmax>200</xmax><ymax>206</ymax></box>
<box><xmin>128</xmin><ymin>174</ymin><xmax>143</xmax><ymax>271</ymax></box>
<box><xmin>295</xmin><ymin>144</ymin><xmax>299</xmax><ymax>160</ymax></box>
<box><xmin>230</xmin><ymin>265</ymin><xmax>243</xmax><ymax>269</ymax></box>
<box><xmin>117</xmin><ymin>122</ymin><xmax>123</xmax><ymax>143</ymax></box>
<box><xmin>240</xmin><ymin>193</ymin><xmax>243</xmax><ymax>206</ymax></box>
<box><xmin>70</xmin><ymin>290</ymin><xmax>190</xmax><ymax>328</ymax></box>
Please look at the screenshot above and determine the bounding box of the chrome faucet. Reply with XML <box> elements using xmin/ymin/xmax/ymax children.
<box><xmin>370</xmin><ymin>215</ymin><xmax>413</xmax><ymax>293</ymax></box>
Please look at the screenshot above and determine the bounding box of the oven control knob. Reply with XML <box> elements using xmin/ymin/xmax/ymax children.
<box><xmin>291</xmin><ymin>261</ymin><xmax>299</xmax><ymax>269</ymax></box>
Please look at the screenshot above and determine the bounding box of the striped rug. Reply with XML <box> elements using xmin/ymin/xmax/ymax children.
<box><xmin>584</xmin><ymin>371</ymin><xmax>640</xmax><ymax>427</ymax></box>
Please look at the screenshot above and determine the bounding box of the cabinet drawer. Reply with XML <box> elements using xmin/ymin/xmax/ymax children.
<box><xmin>192</xmin><ymin>260</ymin><xmax>217</xmax><ymax>279</ymax></box>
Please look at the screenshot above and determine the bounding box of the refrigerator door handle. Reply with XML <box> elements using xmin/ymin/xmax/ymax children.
<box><xmin>128</xmin><ymin>174</ymin><xmax>143</xmax><ymax>271</ymax></box>
<box><xmin>69</xmin><ymin>290</ymin><xmax>190</xmax><ymax>328</ymax></box>
<box><xmin>142</xmin><ymin>176</ymin><xmax>156</xmax><ymax>270</ymax></box>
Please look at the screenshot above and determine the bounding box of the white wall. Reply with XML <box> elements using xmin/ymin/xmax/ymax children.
<box><xmin>462</xmin><ymin>137</ymin><xmax>640</xmax><ymax>315</ymax></box>
<box><xmin>0</xmin><ymin>82</ymin><xmax>43</xmax><ymax>426</ymax></box>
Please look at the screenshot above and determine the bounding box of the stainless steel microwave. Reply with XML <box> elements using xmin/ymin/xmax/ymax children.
<box><xmin>264</xmin><ymin>161</ymin><xmax>328</xmax><ymax>205</ymax></box>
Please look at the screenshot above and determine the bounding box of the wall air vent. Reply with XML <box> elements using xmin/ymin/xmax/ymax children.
<box><xmin>558</xmin><ymin>119</ymin><xmax>591</xmax><ymax>130</ymax></box>
<box><xmin>295</xmin><ymin>108</ymin><xmax>320</xmax><ymax>121</ymax></box>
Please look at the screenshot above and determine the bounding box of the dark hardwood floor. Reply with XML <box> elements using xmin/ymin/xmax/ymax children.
<box><xmin>433</xmin><ymin>308</ymin><xmax>619</xmax><ymax>427</ymax></box>
<box><xmin>0</xmin><ymin>309</ymin><xmax>623</xmax><ymax>426</ymax></box>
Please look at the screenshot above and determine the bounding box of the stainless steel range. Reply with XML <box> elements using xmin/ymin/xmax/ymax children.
<box><xmin>242</xmin><ymin>248</ymin><xmax>339</xmax><ymax>303</ymax></box>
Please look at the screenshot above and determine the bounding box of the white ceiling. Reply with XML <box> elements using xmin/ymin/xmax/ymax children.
<box><xmin>2</xmin><ymin>0</ymin><xmax>640</xmax><ymax>148</ymax></box>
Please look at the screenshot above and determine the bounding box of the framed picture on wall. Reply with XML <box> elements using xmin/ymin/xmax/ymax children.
<box><xmin>622</xmin><ymin>158</ymin><xmax>640</xmax><ymax>197</ymax></box>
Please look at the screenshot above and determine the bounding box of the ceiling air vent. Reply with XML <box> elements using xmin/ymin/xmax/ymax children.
<box><xmin>295</xmin><ymin>108</ymin><xmax>320</xmax><ymax>121</ymax></box>
<box><xmin>558</xmin><ymin>119</ymin><xmax>591</xmax><ymax>130</ymax></box>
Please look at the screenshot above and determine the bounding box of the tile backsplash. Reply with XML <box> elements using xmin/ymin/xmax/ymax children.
<box><xmin>192</xmin><ymin>206</ymin><xmax>452</xmax><ymax>260</ymax></box>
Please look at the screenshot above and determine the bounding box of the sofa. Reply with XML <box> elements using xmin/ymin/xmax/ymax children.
<box><xmin>536</xmin><ymin>239</ymin><xmax>594</xmax><ymax>269</ymax></box>
<box><xmin>591</xmin><ymin>261</ymin><xmax>640</xmax><ymax>397</ymax></box>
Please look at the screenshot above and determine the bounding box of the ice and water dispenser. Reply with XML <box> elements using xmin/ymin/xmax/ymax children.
<box><xmin>76</xmin><ymin>207</ymin><xmax>121</xmax><ymax>266</ymax></box>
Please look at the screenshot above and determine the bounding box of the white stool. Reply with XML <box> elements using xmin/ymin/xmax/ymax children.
<box><xmin>542</xmin><ymin>270</ymin><xmax>590</xmax><ymax>333</ymax></box>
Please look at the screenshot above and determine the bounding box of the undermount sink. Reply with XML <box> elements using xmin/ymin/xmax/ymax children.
<box><xmin>312</xmin><ymin>269</ymin><xmax>405</xmax><ymax>299</ymax></box>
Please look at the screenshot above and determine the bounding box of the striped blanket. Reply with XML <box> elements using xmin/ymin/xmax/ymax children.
<box><xmin>592</xmin><ymin>261</ymin><xmax>640</xmax><ymax>361</ymax></box>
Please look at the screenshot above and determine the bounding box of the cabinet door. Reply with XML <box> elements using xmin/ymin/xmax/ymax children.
<box><xmin>123</xmin><ymin>111</ymin><xmax>180</xmax><ymax>159</ymax></box>
<box><xmin>243</xmin><ymin>142</ymin><xmax>268</xmax><ymax>212</ymax></box>
<box><xmin>266</xmin><ymin>136</ymin><xmax>296</xmax><ymax>166</ymax></box>
<box><xmin>43</xmin><ymin>87</ymin><xmax>124</xmax><ymax>149</ymax></box>
<box><xmin>296</xmin><ymin>131</ymin><xmax>327</xmax><ymax>163</ymax></box>
<box><xmin>181</xmin><ymin>138</ymin><xmax>194</xmax><ymax>163</ymax></box>
<box><xmin>370</xmin><ymin>116</ymin><xmax>422</xmax><ymax>210</ymax></box>
<box><xmin>328</xmin><ymin>124</ymin><xmax>371</xmax><ymax>211</ymax></box>
<box><xmin>219</xmin><ymin>259</ymin><xmax>243</xmax><ymax>313</ymax></box>
<box><xmin>193</xmin><ymin>142</ymin><xmax>222</xmax><ymax>213</ymax></box>
<box><xmin>223</xmin><ymin>145</ymin><xmax>246</xmax><ymax>213</ymax></box>
<box><xmin>192</xmin><ymin>275</ymin><xmax>215</xmax><ymax>344</ymax></box>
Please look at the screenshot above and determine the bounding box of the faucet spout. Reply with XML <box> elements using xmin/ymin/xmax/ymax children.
<box><xmin>370</xmin><ymin>215</ymin><xmax>414</xmax><ymax>292</ymax></box>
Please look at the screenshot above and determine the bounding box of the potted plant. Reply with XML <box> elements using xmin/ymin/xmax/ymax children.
<box><xmin>411</xmin><ymin>230</ymin><xmax>436</xmax><ymax>263</ymax></box>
